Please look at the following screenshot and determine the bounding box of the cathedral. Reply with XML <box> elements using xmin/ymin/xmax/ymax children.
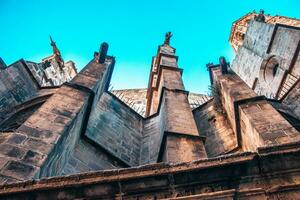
<box><xmin>0</xmin><ymin>11</ymin><xmax>299</xmax><ymax>199</ymax></box>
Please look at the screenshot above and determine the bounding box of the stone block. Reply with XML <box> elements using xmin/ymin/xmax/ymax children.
<box><xmin>162</xmin><ymin>134</ymin><xmax>207</xmax><ymax>163</ymax></box>
<box><xmin>0</xmin><ymin>144</ymin><xmax>26</xmax><ymax>159</ymax></box>
<box><xmin>1</xmin><ymin>161</ymin><xmax>36</xmax><ymax>180</ymax></box>
<box><xmin>22</xmin><ymin>150</ymin><xmax>46</xmax><ymax>167</ymax></box>
<box><xmin>21</xmin><ymin>138</ymin><xmax>53</xmax><ymax>154</ymax></box>
<box><xmin>6</xmin><ymin>133</ymin><xmax>27</xmax><ymax>145</ymax></box>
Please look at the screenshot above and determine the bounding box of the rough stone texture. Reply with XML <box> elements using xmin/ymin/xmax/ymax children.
<box><xmin>282</xmin><ymin>79</ymin><xmax>300</xmax><ymax>119</ymax></box>
<box><xmin>63</xmin><ymin>139</ymin><xmax>125</xmax><ymax>174</ymax></box>
<box><xmin>229</xmin><ymin>11</ymin><xmax>300</xmax><ymax>52</ymax></box>
<box><xmin>163</xmin><ymin>90</ymin><xmax>199</xmax><ymax>136</ymax></box>
<box><xmin>145</xmin><ymin>42</ymin><xmax>207</xmax><ymax>162</ymax></box>
<box><xmin>0</xmin><ymin>12</ymin><xmax>300</xmax><ymax>199</ymax></box>
<box><xmin>140</xmin><ymin>114</ymin><xmax>162</xmax><ymax>164</ymax></box>
<box><xmin>0</xmin><ymin>60</ymin><xmax>39</xmax><ymax>121</ymax></box>
<box><xmin>212</xmin><ymin>67</ymin><xmax>300</xmax><ymax>151</ymax></box>
<box><xmin>111</xmin><ymin>88</ymin><xmax>211</xmax><ymax>116</ymax></box>
<box><xmin>0</xmin><ymin>88</ymin><xmax>56</xmax><ymax>132</ymax></box>
<box><xmin>193</xmin><ymin>101</ymin><xmax>237</xmax><ymax>157</ymax></box>
<box><xmin>86</xmin><ymin>92</ymin><xmax>143</xmax><ymax>166</ymax></box>
<box><xmin>17</xmin><ymin>85</ymin><xmax>88</xmax><ymax>178</ymax></box>
<box><xmin>1</xmin><ymin>143</ymin><xmax>300</xmax><ymax>199</ymax></box>
<box><xmin>0</xmin><ymin>39</ymin><xmax>77</xmax><ymax>128</ymax></box>
<box><xmin>231</xmin><ymin>19</ymin><xmax>300</xmax><ymax>100</ymax></box>
<box><xmin>162</xmin><ymin>134</ymin><xmax>207</xmax><ymax>163</ymax></box>
<box><xmin>0</xmin><ymin>51</ymin><xmax>114</xmax><ymax>183</ymax></box>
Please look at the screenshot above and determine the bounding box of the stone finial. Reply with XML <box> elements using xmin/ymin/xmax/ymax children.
<box><xmin>164</xmin><ymin>32</ymin><xmax>172</xmax><ymax>45</ymax></box>
<box><xmin>98</xmin><ymin>42</ymin><xmax>109</xmax><ymax>64</ymax></box>
<box><xmin>254</xmin><ymin>9</ymin><xmax>266</xmax><ymax>23</ymax></box>
<box><xmin>219</xmin><ymin>56</ymin><xmax>228</xmax><ymax>75</ymax></box>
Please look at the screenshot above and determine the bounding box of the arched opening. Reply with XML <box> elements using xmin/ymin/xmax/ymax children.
<box><xmin>263</xmin><ymin>56</ymin><xmax>280</xmax><ymax>84</ymax></box>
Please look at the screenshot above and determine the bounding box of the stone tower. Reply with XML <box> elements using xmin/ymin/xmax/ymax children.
<box><xmin>146</xmin><ymin>32</ymin><xmax>207</xmax><ymax>162</ymax></box>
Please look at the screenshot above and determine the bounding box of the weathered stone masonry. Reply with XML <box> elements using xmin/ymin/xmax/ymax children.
<box><xmin>0</xmin><ymin>11</ymin><xmax>300</xmax><ymax>200</ymax></box>
<box><xmin>0</xmin><ymin>39</ymin><xmax>211</xmax><ymax>183</ymax></box>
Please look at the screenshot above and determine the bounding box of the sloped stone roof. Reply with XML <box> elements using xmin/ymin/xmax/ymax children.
<box><xmin>111</xmin><ymin>88</ymin><xmax>211</xmax><ymax>117</ymax></box>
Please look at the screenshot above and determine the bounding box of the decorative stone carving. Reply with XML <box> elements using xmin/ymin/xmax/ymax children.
<box><xmin>254</xmin><ymin>9</ymin><xmax>266</xmax><ymax>23</ymax></box>
<box><xmin>164</xmin><ymin>32</ymin><xmax>172</xmax><ymax>45</ymax></box>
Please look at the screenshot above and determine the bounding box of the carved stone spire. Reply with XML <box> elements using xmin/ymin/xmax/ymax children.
<box><xmin>49</xmin><ymin>36</ymin><xmax>64</xmax><ymax>69</ymax></box>
<box><xmin>164</xmin><ymin>32</ymin><xmax>172</xmax><ymax>46</ymax></box>
<box><xmin>50</xmin><ymin>36</ymin><xmax>62</xmax><ymax>57</ymax></box>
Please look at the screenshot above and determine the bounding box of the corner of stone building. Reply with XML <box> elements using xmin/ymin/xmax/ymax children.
<box><xmin>0</xmin><ymin>43</ymin><xmax>117</xmax><ymax>183</ymax></box>
<box><xmin>209</xmin><ymin>57</ymin><xmax>300</xmax><ymax>153</ymax></box>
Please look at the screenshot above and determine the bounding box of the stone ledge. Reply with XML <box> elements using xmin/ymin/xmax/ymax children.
<box><xmin>0</xmin><ymin>142</ymin><xmax>300</xmax><ymax>198</ymax></box>
<box><xmin>0</xmin><ymin>152</ymin><xmax>256</xmax><ymax>193</ymax></box>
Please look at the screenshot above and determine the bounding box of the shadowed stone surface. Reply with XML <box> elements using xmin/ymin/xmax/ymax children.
<box><xmin>0</xmin><ymin>11</ymin><xmax>299</xmax><ymax>200</ymax></box>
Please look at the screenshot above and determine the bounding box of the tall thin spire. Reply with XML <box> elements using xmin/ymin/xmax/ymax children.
<box><xmin>49</xmin><ymin>35</ymin><xmax>64</xmax><ymax>69</ymax></box>
<box><xmin>49</xmin><ymin>35</ymin><xmax>61</xmax><ymax>57</ymax></box>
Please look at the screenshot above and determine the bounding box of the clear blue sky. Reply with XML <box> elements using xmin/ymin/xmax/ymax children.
<box><xmin>1</xmin><ymin>1</ymin><xmax>299</xmax><ymax>94</ymax></box>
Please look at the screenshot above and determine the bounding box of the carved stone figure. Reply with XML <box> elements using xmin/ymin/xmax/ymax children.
<box><xmin>164</xmin><ymin>31</ymin><xmax>172</xmax><ymax>45</ymax></box>
<box><xmin>254</xmin><ymin>9</ymin><xmax>266</xmax><ymax>22</ymax></box>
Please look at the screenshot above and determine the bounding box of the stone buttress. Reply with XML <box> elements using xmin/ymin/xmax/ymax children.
<box><xmin>209</xmin><ymin>59</ymin><xmax>300</xmax><ymax>152</ymax></box>
<box><xmin>146</xmin><ymin>33</ymin><xmax>207</xmax><ymax>163</ymax></box>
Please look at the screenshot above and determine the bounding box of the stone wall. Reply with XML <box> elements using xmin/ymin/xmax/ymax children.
<box><xmin>62</xmin><ymin>139</ymin><xmax>125</xmax><ymax>175</ymax></box>
<box><xmin>140</xmin><ymin>116</ymin><xmax>162</xmax><ymax>165</ymax></box>
<box><xmin>164</xmin><ymin>90</ymin><xmax>199</xmax><ymax>136</ymax></box>
<box><xmin>193</xmin><ymin>101</ymin><xmax>237</xmax><ymax>157</ymax></box>
<box><xmin>86</xmin><ymin>92</ymin><xmax>143</xmax><ymax>166</ymax></box>
<box><xmin>231</xmin><ymin>20</ymin><xmax>274</xmax><ymax>91</ymax></box>
<box><xmin>140</xmin><ymin>97</ymin><xmax>167</xmax><ymax>165</ymax></box>
<box><xmin>2</xmin><ymin>142</ymin><xmax>300</xmax><ymax>200</ymax></box>
<box><xmin>37</xmin><ymin>87</ymin><xmax>88</xmax><ymax>177</ymax></box>
<box><xmin>0</xmin><ymin>60</ymin><xmax>39</xmax><ymax>122</ymax></box>
<box><xmin>0</xmin><ymin>52</ymin><xmax>115</xmax><ymax>183</ymax></box>
<box><xmin>161</xmin><ymin>68</ymin><xmax>184</xmax><ymax>90</ymax></box>
<box><xmin>231</xmin><ymin>47</ymin><xmax>263</xmax><ymax>89</ymax></box>
<box><xmin>161</xmin><ymin>134</ymin><xmax>207</xmax><ymax>163</ymax></box>
<box><xmin>212</xmin><ymin>67</ymin><xmax>300</xmax><ymax>152</ymax></box>
<box><xmin>231</xmin><ymin>20</ymin><xmax>300</xmax><ymax>99</ymax></box>
<box><xmin>243</xmin><ymin>20</ymin><xmax>274</xmax><ymax>57</ymax></box>
<box><xmin>0</xmin><ymin>85</ymin><xmax>88</xmax><ymax>183</ymax></box>
<box><xmin>282</xmin><ymin>80</ymin><xmax>300</xmax><ymax>119</ymax></box>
